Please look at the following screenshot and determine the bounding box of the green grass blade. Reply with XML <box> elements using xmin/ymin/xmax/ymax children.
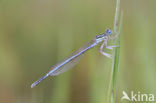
<box><xmin>107</xmin><ymin>0</ymin><xmax>123</xmax><ymax>102</ymax></box>
<box><xmin>112</xmin><ymin>11</ymin><xmax>123</xmax><ymax>102</ymax></box>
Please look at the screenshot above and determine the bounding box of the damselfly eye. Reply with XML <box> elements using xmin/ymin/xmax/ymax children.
<box><xmin>106</xmin><ymin>29</ymin><xmax>112</xmax><ymax>34</ymax></box>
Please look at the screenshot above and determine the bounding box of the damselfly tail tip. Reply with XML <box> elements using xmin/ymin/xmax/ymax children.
<box><xmin>31</xmin><ymin>82</ymin><xmax>37</xmax><ymax>88</ymax></box>
<box><xmin>31</xmin><ymin>74</ymin><xmax>49</xmax><ymax>88</ymax></box>
<box><xmin>31</xmin><ymin>79</ymin><xmax>42</xmax><ymax>88</ymax></box>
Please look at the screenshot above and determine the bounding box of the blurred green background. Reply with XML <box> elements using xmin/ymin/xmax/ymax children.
<box><xmin>0</xmin><ymin>0</ymin><xmax>155</xmax><ymax>103</ymax></box>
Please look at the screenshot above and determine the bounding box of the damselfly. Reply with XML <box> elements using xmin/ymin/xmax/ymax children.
<box><xmin>31</xmin><ymin>29</ymin><xmax>117</xmax><ymax>88</ymax></box>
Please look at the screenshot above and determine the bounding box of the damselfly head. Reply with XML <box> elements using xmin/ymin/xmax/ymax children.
<box><xmin>106</xmin><ymin>29</ymin><xmax>112</xmax><ymax>35</ymax></box>
<box><xmin>95</xmin><ymin>29</ymin><xmax>112</xmax><ymax>43</ymax></box>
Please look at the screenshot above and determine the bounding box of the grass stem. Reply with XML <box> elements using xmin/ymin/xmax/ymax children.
<box><xmin>107</xmin><ymin>0</ymin><xmax>123</xmax><ymax>103</ymax></box>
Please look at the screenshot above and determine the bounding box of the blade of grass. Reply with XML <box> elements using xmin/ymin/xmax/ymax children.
<box><xmin>112</xmin><ymin>11</ymin><xmax>123</xmax><ymax>103</ymax></box>
<box><xmin>107</xmin><ymin>0</ymin><xmax>123</xmax><ymax>102</ymax></box>
<box><xmin>113</xmin><ymin>0</ymin><xmax>120</xmax><ymax>34</ymax></box>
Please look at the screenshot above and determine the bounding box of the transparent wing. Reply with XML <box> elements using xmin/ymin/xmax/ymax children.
<box><xmin>49</xmin><ymin>39</ymin><xmax>97</xmax><ymax>76</ymax></box>
<box><xmin>50</xmin><ymin>53</ymin><xmax>84</xmax><ymax>76</ymax></box>
<box><xmin>31</xmin><ymin>39</ymin><xmax>97</xmax><ymax>88</ymax></box>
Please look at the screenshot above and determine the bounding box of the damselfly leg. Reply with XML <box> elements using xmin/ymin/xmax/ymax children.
<box><xmin>99</xmin><ymin>39</ymin><xmax>118</xmax><ymax>58</ymax></box>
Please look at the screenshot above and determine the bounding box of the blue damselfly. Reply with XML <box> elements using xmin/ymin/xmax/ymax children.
<box><xmin>31</xmin><ymin>29</ymin><xmax>117</xmax><ymax>88</ymax></box>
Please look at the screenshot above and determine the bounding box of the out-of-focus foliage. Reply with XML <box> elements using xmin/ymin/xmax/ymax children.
<box><xmin>0</xmin><ymin>0</ymin><xmax>155</xmax><ymax>103</ymax></box>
